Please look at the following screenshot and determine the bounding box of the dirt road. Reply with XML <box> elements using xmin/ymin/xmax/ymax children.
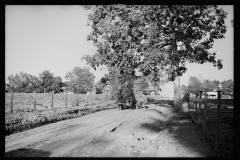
<box><xmin>5</xmin><ymin>103</ymin><xmax>213</xmax><ymax>157</ymax></box>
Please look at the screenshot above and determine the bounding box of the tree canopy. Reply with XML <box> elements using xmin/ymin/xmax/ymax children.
<box><xmin>221</xmin><ymin>79</ymin><xmax>234</xmax><ymax>96</ymax></box>
<box><xmin>64</xmin><ymin>67</ymin><xmax>95</xmax><ymax>94</ymax></box>
<box><xmin>83</xmin><ymin>5</ymin><xmax>227</xmax><ymax>108</ymax></box>
<box><xmin>6</xmin><ymin>72</ymin><xmax>41</xmax><ymax>93</ymax></box>
<box><xmin>6</xmin><ymin>71</ymin><xmax>66</xmax><ymax>93</ymax></box>
<box><xmin>181</xmin><ymin>76</ymin><xmax>233</xmax><ymax>99</ymax></box>
<box><xmin>83</xmin><ymin>5</ymin><xmax>226</xmax><ymax>77</ymax></box>
<box><xmin>39</xmin><ymin>70</ymin><xmax>55</xmax><ymax>93</ymax></box>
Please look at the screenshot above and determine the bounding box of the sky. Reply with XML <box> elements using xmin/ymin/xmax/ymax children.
<box><xmin>5</xmin><ymin>5</ymin><xmax>233</xmax><ymax>98</ymax></box>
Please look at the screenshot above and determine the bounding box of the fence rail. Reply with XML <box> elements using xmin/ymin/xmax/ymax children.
<box><xmin>189</xmin><ymin>97</ymin><xmax>233</xmax><ymax>106</ymax></box>
<box><xmin>186</xmin><ymin>90</ymin><xmax>233</xmax><ymax>148</ymax></box>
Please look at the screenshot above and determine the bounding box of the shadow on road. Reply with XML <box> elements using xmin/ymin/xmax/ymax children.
<box><xmin>137</xmin><ymin>100</ymin><xmax>213</xmax><ymax>157</ymax></box>
<box><xmin>5</xmin><ymin>148</ymin><xmax>51</xmax><ymax>157</ymax></box>
<box><xmin>145</xmin><ymin>108</ymin><xmax>168</xmax><ymax>117</ymax></box>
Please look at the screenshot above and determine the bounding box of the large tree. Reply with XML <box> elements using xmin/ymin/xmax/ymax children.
<box><xmin>65</xmin><ymin>67</ymin><xmax>95</xmax><ymax>94</ymax></box>
<box><xmin>6</xmin><ymin>71</ymin><xmax>66</xmax><ymax>93</ymax></box>
<box><xmin>220</xmin><ymin>79</ymin><xmax>234</xmax><ymax>98</ymax></box>
<box><xmin>83</xmin><ymin>5</ymin><xmax>227</xmax><ymax>110</ymax></box>
<box><xmin>6</xmin><ymin>72</ymin><xmax>41</xmax><ymax>93</ymax></box>
<box><xmin>187</xmin><ymin>76</ymin><xmax>204</xmax><ymax>94</ymax></box>
<box><xmin>51</xmin><ymin>76</ymin><xmax>67</xmax><ymax>93</ymax></box>
<box><xmin>39</xmin><ymin>70</ymin><xmax>55</xmax><ymax>93</ymax></box>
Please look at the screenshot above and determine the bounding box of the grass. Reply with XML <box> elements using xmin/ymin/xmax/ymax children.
<box><xmin>5</xmin><ymin>100</ymin><xmax>117</xmax><ymax>136</ymax></box>
<box><xmin>5</xmin><ymin>93</ymin><xmax>112</xmax><ymax>112</ymax></box>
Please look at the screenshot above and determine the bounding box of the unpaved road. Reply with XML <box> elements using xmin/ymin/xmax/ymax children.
<box><xmin>5</xmin><ymin>104</ymin><xmax>213</xmax><ymax>157</ymax></box>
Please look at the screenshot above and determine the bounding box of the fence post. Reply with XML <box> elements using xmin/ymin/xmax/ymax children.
<box><xmin>10</xmin><ymin>92</ymin><xmax>13</xmax><ymax>114</ymax></box>
<box><xmin>203</xmin><ymin>91</ymin><xmax>207</xmax><ymax>132</ymax></box>
<box><xmin>76</xmin><ymin>94</ymin><xmax>79</xmax><ymax>106</ymax></box>
<box><xmin>199</xmin><ymin>91</ymin><xmax>202</xmax><ymax>112</ymax></box>
<box><xmin>195</xmin><ymin>93</ymin><xmax>198</xmax><ymax>109</ymax></box>
<box><xmin>216</xmin><ymin>90</ymin><xmax>221</xmax><ymax>146</ymax></box>
<box><xmin>33</xmin><ymin>91</ymin><xmax>36</xmax><ymax>110</ymax></box>
<box><xmin>86</xmin><ymin>92</ymin><xmax>88</xmax><ymax>104</ymax></box>
<box><xmin>187</xmin><ymin>93</ymin><xmax>190</xmax><ymax>111</ymax></box>
<box><xmin>65</xmin><ymin>91</ymin><xmax>67</xmax><ymax>107</ymax></box>
<box><xmin>51</xmin><ymin>91</ymin><xmax>54</xmax><ymax>109</ymax></box>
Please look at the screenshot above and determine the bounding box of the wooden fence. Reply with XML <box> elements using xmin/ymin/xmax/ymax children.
<box><xmin>185</xmin><ymin>90</ymin><xmax>233</xmax><ymax>147</ymax></box>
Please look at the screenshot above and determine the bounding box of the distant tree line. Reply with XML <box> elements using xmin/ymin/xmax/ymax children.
<box><xmin>181</xmin><ymin>76</ymin><xmax>234</xmax><ymax>99</ymax></box>
<box><xmin>5</xmin><ymin>67</ymin><xmax>96</xmax><ymax>94</ymax></box>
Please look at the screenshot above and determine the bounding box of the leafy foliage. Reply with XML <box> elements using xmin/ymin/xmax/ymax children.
<box><xmin>6</xmin><ymin>71</ymin><xmax>66</xmax><ymax>93</ymax></box>
<box><xmin>181</xmin><ymin>76</ymin><xmax>233</xmax><ymax>98</ymax></box>
<box><xmin>64</xmin><ymin>67</ymin><xmax>95</xmax><ymax>94</ymax></box>
<box><xmin>95</xmin><ymin>74</ymin><xmax>109</xmax><ymax>94</ymax></box>
<box><xmin>51</xmin><ymin>76</ymin><xmax>67</xmax><ymax>93</ymax></box>
<box><xmin>39</xmin><ymin>70</ymin><xmax>55</xmax><ymax>93</ymax></box>
<box><xmin>82</xmin><ymin>5</ymin><xmax>227</xmax><ymax>107</ymax></box>
<box><xmin>6</xmin><ymin>72</ymin><xmax>41</xmax><ymax>93</ymax></box>
<box><xmin>220</xmin><ymin>79</ymin><xmax>234</xmax><ymax>96</ymax></box>
<box><xmin>83</xmin><ymin>5</ymin><xmax>227</xmax><ymax>80</ymax></box>
<box><xmin>202</xmin><ymin>79</ymin><xmax>220</xmax><ymax>91</ymax></box>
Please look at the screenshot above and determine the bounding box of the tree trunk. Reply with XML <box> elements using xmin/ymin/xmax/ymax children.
<box><xmin>174</xmin><ymin>76</ymin><xmax>182</xmax><ymax>109</ymax></box>
<box><xmin>172</xmin><ymin>32</ymin><xmax>182</xmax><ymax>110</ymax></box>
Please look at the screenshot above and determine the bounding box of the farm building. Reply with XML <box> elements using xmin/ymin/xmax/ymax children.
<box><xmin>188</xmin><ymin>91</ymin><xmax>218</xmax><ymax>99</ymax></box>
<box><xmin>188</xmin><ymin>91</ymin><xmax>233</xmax><ymax>99</ymax></box>
<box><xmin>205</xmin><ymin>91</ymin><xmax>218</xmax><ymax>99</ymax></box>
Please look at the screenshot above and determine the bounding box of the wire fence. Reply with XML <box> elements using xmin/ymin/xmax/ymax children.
<box><xmin>5</xmin><ymin>92</ymin><xmax>114</xmax><ymax>113</ymax></box>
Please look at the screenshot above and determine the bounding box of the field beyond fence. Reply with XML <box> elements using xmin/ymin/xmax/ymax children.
<box><xmin>5</xmin><ymin>92</ymin><xmax>113</xmax><ymax>113</ymax></box>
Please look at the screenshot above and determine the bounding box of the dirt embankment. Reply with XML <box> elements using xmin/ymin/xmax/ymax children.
<box><xmin>5</xmin><ymin>103</ymin><xmax>213</xmax><ymax>157</ymax></box>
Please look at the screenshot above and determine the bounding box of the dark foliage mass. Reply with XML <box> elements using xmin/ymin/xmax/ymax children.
<box><xmin>6</xmin><ymin>67</ymin><xmax>95</xmax><ymax>94</ymax></box>
<box><xmin>181</xmin><ymin>76</ymin><xmax>233</xmax><ymax>99</ymax></box>
<box><xmin>6</xmin><ymin>71</ymin><xmax>66</xmax><ymax>93</ymax></box>
<box><xmin>82</xmin><ymin>5</ymin><xmax>227</xmax><ymax>108</ymax></box>
<box><xmin>83</xmin><ymin>5</ymin><xmax>227</xmax><ymax>79</ymax></box>
<box><xmin>65</xmin><ymin>67</ymin><xmax>95</xmax><ymax>94</ymax></box>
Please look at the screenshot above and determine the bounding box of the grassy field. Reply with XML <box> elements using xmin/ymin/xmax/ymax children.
<box><xmin>5</xmin><ymin>93</ymin><xmax>113</xmax><ymax>112</ymax></box>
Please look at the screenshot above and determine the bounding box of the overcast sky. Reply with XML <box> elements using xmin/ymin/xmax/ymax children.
<box><xmin>5</xmin><ymin>5</ymin><xmax>233</xmax><ymax>98</ymax></box>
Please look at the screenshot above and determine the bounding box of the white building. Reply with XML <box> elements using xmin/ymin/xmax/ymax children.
<box><xmin>204</xmin><ymin>91</ymin><xmax>218</xmax><ymax>99</ymax></box>
<box><xmin>188</xmin><ymin>91</ymin><xmax>218</xmax><ymax>99</ymax></box>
